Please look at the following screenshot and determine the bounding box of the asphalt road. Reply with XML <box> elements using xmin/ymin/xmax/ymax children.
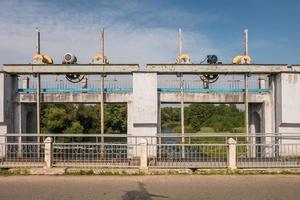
<box><xmin>0</xmin><ymin>175</ymin><xmax>299</xmax><ymax>200</ymax></box>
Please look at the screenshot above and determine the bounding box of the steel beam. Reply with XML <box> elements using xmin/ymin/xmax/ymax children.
<box><xmin>146</xmin><ymin>64</ymin><xmax>300</xmax><ymax>74</ymax></box>
<box><xmin>244</xmin><ymin>74</ymin><xmax>249</xmax><ymax>134</ymax></box>
<box><xmin>3</xmin><ymin>64</ymin><xmax>139</xmax><ymax>74</ymax></box>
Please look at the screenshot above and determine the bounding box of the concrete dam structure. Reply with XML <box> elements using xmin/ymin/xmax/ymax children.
<box><xmin>1</xmin><ymin>64</ymin><xmax>300</xmax><ymax>157</ymax></box>
<box><xmin>0</xmin><ymin>29</ymin><xmax>300</xmax><ymax>169</ymax></box>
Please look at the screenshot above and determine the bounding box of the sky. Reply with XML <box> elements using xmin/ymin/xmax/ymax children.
<box><xmin>1</xmin><ymin>0</ymin><xmax>300</xmax><ymax>68</ymax></box>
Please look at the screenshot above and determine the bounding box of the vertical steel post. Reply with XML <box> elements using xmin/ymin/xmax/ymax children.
<box><xmin>244</xmin><ymin>73</ymin><xmax>249</xmax><ymax>135</ymax></box>
<box><xmin>244</xmin><ymin>29</ymin><xmax>248</xmax><ymax>56</ymax></box>
<box><xmin>158</xmin><ymin>95</ymin><xmax>162</xmax><ymax>159</ymax></box>
<box><xmin>100</xmin><ymin>28</ymin><xmax>105</xmax><ymax>159</ymax></box>
<box><xmin>179</xmin><ymin>28</ymin><xmax>183</xmax><ymax>55</ymax></box>
<box><xmin>36</xmin><ymin>74</ymin><xmax>41</xmax><ymax>135</ymax></box>
<box><xmin>36</xmin><ymin>74</ymin><xmax>41</xmax><ymax>157</ymax></box>
<box><xmin>100</xmin><ymin>75</ymin><xmax>105</xmax><ymax>142</ymax></box>
<box><xmin>36</xmin><ymin>28</ymin><xmax>40</xmax><ymax>54</ymax></box>
<box><xmin>180</xmin><ymin>74</ymin><xmax>185</xmax><ymax>158</ymax></box>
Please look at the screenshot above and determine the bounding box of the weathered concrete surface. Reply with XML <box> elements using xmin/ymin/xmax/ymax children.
<box><xmin>18</xmin><ymin>92</ymin><xmax>270</xmax><ymax>103</ymax></box>
<box><xmin>277</xmin><ymin>73</ymin><xmax>300</xmax><ymax>126</ymax></box>
<box><xmin>160</xmin><ymin>92</ymin><xmax>270</xmax><ymax>103</ymax></box>
<box><xmin>131</xmin><ymin>73</ymin><xmax>158</xmax><ymax>157</ymax></box>
<box><xmin>18</xmin><ymin>93</ymin><xmax>132</xmax><ymax>103</ymax></box>
<box><xmin>3</xmin><ymin>64</ymin><xmax>139</xmax><ymax>74</ymax></box>
<box><xmin>146</xmin><ymin>64</ymin><xmax>300</xmax><ymax>73</ymax></box>
<box><xmin>9</xmin><ymin>168</ymin><xmax>66</xmax><ymax>175</ymax></box>
<box><xmin>0</xmin><ymin>175</ymin><xmax>300</xmax><ymax>200</ymax></box>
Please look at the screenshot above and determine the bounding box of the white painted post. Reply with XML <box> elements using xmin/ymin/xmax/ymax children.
<box><xmin>139</xmin><ymin>139</ymin><xmax>148</xmax><ymax>170</ymax></box>
<box><xmin>227</xmin><ymin>138</ymin><xmax>237</xmax><ymax>170</ymax></box>
<box><xmin>44</xmin><ymin>137</ymin><xmax>53</xmax><ymax>168</ymax></box>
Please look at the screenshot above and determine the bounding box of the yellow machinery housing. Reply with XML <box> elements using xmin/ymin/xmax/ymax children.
<box><xmin>32</xmin><ymin>54</ymin><xmax>53</xmax><ymax>64</ymax></box>
<box><xmin>92</xmin><ymin>53</ymin><xmax>109</xmax><ymax>64</ymax></box>
<box><xmin>232</xmin><ymin>55</ymin><xmax>252</xmax><ymax>64</ymax></box>
<box><xmin>175</xmin><ymin>53</ymin><xmax>191</xmax><ymax>64</ymax></box>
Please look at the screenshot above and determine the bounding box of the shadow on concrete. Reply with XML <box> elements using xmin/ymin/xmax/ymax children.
<box><xmin>122</xmin><ymin>182</ymin><xmax>168</xmax><ymax>200</ymax></box>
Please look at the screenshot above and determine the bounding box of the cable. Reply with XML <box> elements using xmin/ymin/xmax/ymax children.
<box><xmin>199</xmin><ymin>57</ymin><xmax>207</xmax><ymax>64</ymax></box>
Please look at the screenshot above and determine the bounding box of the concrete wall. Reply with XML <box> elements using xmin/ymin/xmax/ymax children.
<box><xmin>0</xmin><ymin>73</ymin><xmax>17</xmax><ymax>134</ymax></box>
<box><xmin>276</xmin><ymin>73</ymin><xmax>300</xmax><ymax>128</ymax></box>
<box><xmin>18</xmin><ymin>92</ymin><xmax>270</xmax><ymax>104</ymax></box>
<box><xmin>0</xmin><ymin>73</ymin><xmax>17</xmax><ymax>158</ymax></box>
<box><xmin>1</xmin><ymin>71</ymin><xmax>300</xmax><ymax>159</ymax></box>
<box><xmin>274</xmin><ymin>73</ymin><xmax>300</xmax><ymax>155</ymax></box>
<box><xmin>129</xmin><ymin>73</ymin><xmax>158</xmax><ymax>157</ymax></box>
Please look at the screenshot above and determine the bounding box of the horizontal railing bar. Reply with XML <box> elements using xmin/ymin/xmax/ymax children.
<box><xmin>4</xmin><ymin>133</ymin><xmax>300</xmax><ymax>136</ymax></box>
<box><xmin>3</xmin><ymin>134</ymin><xmax>128</xmax><ymax>137</ymax></box>
<box><xmin>0</xmin><ymin>143</ymin><xmax>44</xmax><ymax>145</ymax></box>
<box><xmin>53</xmin><ymin>143</ymin><xmax>128</xmax><ymax>145</ymax></box>
<box><xmin>152</xmin><ymin>144</ymin><xmax>229</xmax><ymax>146</ymax></box>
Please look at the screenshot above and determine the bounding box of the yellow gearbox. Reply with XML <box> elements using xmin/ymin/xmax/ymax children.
<box><xmin>175</xmin><ymin>53</ymin><xmax>191</xmax><ymax>64</ymax></box>
<box><xmin>32</xmin><ymin>54</ymin><xmax>53</xmax><ymax>64</ymax></box>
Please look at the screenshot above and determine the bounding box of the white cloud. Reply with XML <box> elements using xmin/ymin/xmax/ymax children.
<box><xmin>0</xmin><ymin>0</ymin><xmax>222</xmax><ymax>68</ymax></box>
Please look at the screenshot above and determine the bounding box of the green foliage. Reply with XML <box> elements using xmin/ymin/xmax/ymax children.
<box><xmin>161</xmin><ymin>104</ymin><xmax>245</xmax><ymax>133</ymax></box>
<box><xmin>41</xmin><ymin>103</ymin><xmax>244</xmax><ymax>134</ymax></box>
<box><xmin>63</xmin><ymin>121</ymin><xmax>84</xmax><ymax>133</ymax></box>
<box><xmin>199</xmin><ymin>127</ymin><xmax>215</xmax><ymax>133</ymax></box>
<box><xmin>41</xmin><ymin>104</ymin><xmax>127</xmax><ymax>134</ymax></box>
<box><xmin>104</xmin><ymin>104</ymin><xmax>127</xmax><ymax>133</ymax></box>
<box><xmin>172</xmin><ymin>125</ymin><xmax>194</xmax><ymax>133</ymax></box>
<box><xmin>41</xmin><ymin>105</ymin><xmax>70</xmax><ymax>133</ymax></box>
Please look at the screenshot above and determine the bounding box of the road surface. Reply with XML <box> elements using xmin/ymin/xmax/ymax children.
<box><xmin>0</xmin><ymin>175</ymin><xmax>299</xmax><ymax>200</ymax></box>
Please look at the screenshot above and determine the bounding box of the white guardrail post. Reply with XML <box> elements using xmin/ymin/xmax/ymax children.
<box><xmin>44</xmin><ymin>137</ymin><xmax>53</xmax><ymax>168</ymax></box>
<box><xmin>227</xmin><ymin>138</ymin><xmax>237</xmax><ymax>170</ymax></box>
<box><xmin>139</xmin><ymin>139</ymin><xmax>148</xmax><ymax>170</ymax></box>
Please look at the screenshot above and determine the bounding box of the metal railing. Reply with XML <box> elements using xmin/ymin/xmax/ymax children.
<box><xmin>0</xmin><ymin>133</ymin><xmax>299</xmax><ymax>169</ymax></box>
<box><xmin>237</xmin><ymin>143</ymin><xmax>300</xmax><ymax>168</ymax></box>
<box><xmin>149</xmin><ymin>143</ymin><xmax>228</xmax><ymax>168</ymax></box>
<box><xmin>18</xmin><ymin>75</ymin><xmax>269</xmax><ymax>94</ymax></box>
<box><xmin>0</xmin><ymin>142</ymin><xmax>44</xmax><ymax>167</ymax></box>
<box><xmin>158</xmin><ymin>75</ymin><xmax>269</xmax><ymax>94</ymax></box>
<box><xmin>53</xmin><ymin>143</ymin><xmax>136</xmax><ymax>168</ymax></box>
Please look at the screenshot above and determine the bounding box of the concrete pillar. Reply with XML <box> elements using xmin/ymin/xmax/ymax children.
<box><xmin>131</xmin><ymin>73</ymin><xmax>158</xmax><ymax>157</ymax></box>
<box><xmin>44</xmin><ymin>137</ymin><xmax>53</xmax><ymax>168</ymax></box>
<box><xmin>127</xmin><ymin>101</ymin><xmax>134</xmax><ymax>159</ymax></box>
<box><xmin>274</xmin><ymin>73</ymin><xmax>300</xmax><ymax>156</ymax></box>
<box><xmin>0</xmin><ymin>73</ymin><xmax>18</xmax><ymax>134</ymax></box>
<box><xmin>139</xmin><ymin>139</ymin><xmax>148</xmax><ymax>170</ymax></box>
<box><xmin>227</xmin><ymin>138</ymin><xmax>237</xmax><ymax>170</ymax></box>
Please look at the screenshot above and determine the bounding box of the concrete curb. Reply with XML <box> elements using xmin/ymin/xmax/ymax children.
<box><xmin>2</xmin><ymin>168</ymin><xmax>300</xmax><ymax>176</ymax></box>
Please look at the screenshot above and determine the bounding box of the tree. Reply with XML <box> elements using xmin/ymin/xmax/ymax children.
<box><xmin>41</xmin><ymin>105</ymin><xmax>70</xmax><ymax>133</ymax></box>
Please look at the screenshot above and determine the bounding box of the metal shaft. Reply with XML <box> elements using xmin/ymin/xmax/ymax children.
<box><xmin>244</xmin><ymin>29</ymin><xmax>248</xmax><ymax>56</ymax></box>
<box><xmin>180</xmin><ymin>75</ymin><xmax>185</xmax><ymax>158</ymax></box>
<box><xmin>101</xmin><ymin>75</ymin><xmax>105</xmax><ymax>137</ymax></box>
<box><xmin>36</xmin><ymin>74</ymin><xmax>41</xmax><ymax>157</ymax></box>
<box><xmin>244</xmin><ymin>74</ymin><xmax>249</xmax><ymax>134</ymax></box>
<box><xmin>36</xmin><ymin>28</ymin><xmax>40</xmax><ymax>54</ymax></box>
<box><xmin>36</xmin><ymin>74</ymin><xmax>41</xmax><ymax>135</ymax></box>
<box><xmin>100</xmin><ymin>28</ymin><xmax>105</xmax><ymax>57</ymax></box>
<box><xmin>100</xmin><ymin>28</ymin><xmax>105</xmax><ymax>158</ymax></box>
<box><xmin>100</xmin><ymin>28</ymin><xmax>105</xmax><ymax>136</ymax></box>
<box><xmin>179</xmin><ymin>28</ymin><xmax>183</xmax><ymax>55</ymax></box>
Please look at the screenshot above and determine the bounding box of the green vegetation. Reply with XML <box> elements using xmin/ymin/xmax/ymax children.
<box><xmin>162</xmin><ymin>104</ymin><xmax>245</xmax><ymax>133</ymax></box>
<box><xmin>41</xmin><ymin>104</ymin><xmax>127</xmax><ymax>134</ymax></box>
<box><xmin>41</xmin><ymin>104</ymin><xmax>244</xmax><ymax>134</ymax></box>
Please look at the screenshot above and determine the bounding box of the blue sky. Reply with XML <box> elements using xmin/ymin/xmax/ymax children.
<box><xmin>1</xmin><ymin>0</ymin><xmax>300</xmax><ymax>66</ymax></box>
